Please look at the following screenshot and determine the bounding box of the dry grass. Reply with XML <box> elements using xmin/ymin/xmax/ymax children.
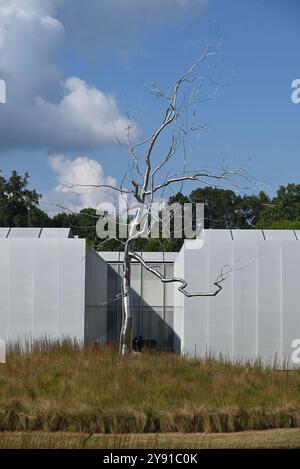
<box><xmin>0</xmin><ymin>339</ymin><xmax>299</xmax><ymax>433</ymax></box>
<box><xmin>0</xmin><ymin>429</ymin><xmax>300</xmax><ymax>449</ymax></box>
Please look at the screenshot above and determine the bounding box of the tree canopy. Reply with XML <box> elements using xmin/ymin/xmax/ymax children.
<box><xmin>0</xmin><ymin>170</ymin><xmax>51</xmax><ymax>227</ymax></box>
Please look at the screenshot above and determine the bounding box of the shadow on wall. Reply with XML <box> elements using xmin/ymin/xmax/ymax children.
<box><xmin>106</xmin><ymin>264</ymin><xmax>181</xmax><ymax>352</ymax></box>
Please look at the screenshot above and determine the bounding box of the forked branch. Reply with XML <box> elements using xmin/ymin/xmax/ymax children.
<box><xmin>129</xmin><ymin>251</ymin><xmax>231</xmax><ymax>297</ymax></box>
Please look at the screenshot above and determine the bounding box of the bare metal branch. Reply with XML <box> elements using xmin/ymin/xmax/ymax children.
<box><xmin>145</xmin><ymin>167</ymin><xmax>250</xmax><ymax>196</ymax></box>
<box><xmin>129</xmin><ymin>251</ymin><xmax>229</xmax><ymax>297</ymax></box>
<box><xmin>57</xmin><ymin>181</ymin><xmax>133</xmax><ymax>195</ymax></box>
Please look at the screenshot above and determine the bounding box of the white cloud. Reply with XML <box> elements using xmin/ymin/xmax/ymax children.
<box><xmin>0</xmin><ymin>0</ymin><xmax>136</xmax><ymax>152</ymax></box>
<box><xmin>0</xmin><ymin>0</ymin><xmax>206</xmax><ymax>152</ymax></box>
<box><xmin>44</xmin><ymin>154</ymin><xmax>117</xmax><ymax>214</ymax></box>
<box><xmin>34</xmin><ymin>77</ymin><xmax>134</xmax><ymax>150</ymax></box>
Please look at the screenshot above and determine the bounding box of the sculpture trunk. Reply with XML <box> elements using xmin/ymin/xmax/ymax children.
<box><xmin>119</xmin><ymin>250</ymin><xmax>132</xmax><ymax>355</ymax></box>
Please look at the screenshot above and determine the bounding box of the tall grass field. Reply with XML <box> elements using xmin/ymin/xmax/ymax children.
<box><xmin>0</xmin><ymin>340</ymin><xmax>299</xmax><ymax>436</ymax></box>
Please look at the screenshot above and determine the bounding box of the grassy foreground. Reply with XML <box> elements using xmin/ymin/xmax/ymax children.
<box><xmin>0</xmin><ymin>429</ymin><xmax>300</xmax><ymax>449</ymax></box>
<box><xmin>0</xmin><ymin>340</ymin><xmax>300</xmax><ymax>434</ymax></box>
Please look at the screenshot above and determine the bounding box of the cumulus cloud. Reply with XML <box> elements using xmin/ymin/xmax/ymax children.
<box><xmin>44</xmin><ymin>154</ymin><xmax>117</xmax><ymax>214</ymax></box>
<box><xmin>0</xmin><ymin>0</ymin><xmax>136</xmax><ymax>152</ymax></box>
<box><xmin>0</xmin><ymin>0</ymin><xmax>206</xmax><ymax>153</ymax></box>
<box><xmin>29</xmin><ymin>77</ymin><xmax>133</xmax><ymax>150</ymax></box>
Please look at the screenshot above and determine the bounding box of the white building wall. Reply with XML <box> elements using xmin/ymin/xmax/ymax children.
<box><xmin>174</xmin><ymin>230</ymin><xmax>300</xmax><ymax>367</ymax></box>
<box><xmin>282</xmin><ymin>244</ymin><xmax>300</xmax><ymax>363</ymax></box>
<box><xmin>0</xmin><ymin>237</ymin><xmax>86</xmax><ymax>345</ymax></box>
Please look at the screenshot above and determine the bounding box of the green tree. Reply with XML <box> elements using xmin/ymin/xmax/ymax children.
<box><xmin>27</xmin><ymin>206</ymin><xmax>51</xmax><ymax>227</ymax></box>
<box><xmin>0</xmin><ymin>170</ymin><xmax>50</xmax><ymax>227</ymax></box>
<box><xmin>189</xmin><ymin>187</ymin><xmax>269</xmax><ymax>229</ymax></box>
<box><xmin>189</xmin><ymin>187</ymin><xmax>243</xmax><ymax>228</ymax></box>
<box><xmin>257</xmin><ymin>184</ymin><xmax>300</xmax><ymax>228</ymax></box>
<box><xmin>261</xmin><ymin>220</ymin><xmax>300</xmax><ymax>230</ymax></box>
<box><xmin>239</xmin><ymin>191</ymin><xmax>270</xmax><ymax>229</ymax></box>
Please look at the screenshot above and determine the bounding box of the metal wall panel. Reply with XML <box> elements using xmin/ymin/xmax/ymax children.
<box><xmin>232</xmin><ymin>230</ymin><xmax>264</xmax><ymax>241</ymax></box>
<box><xmin>164</xmin><ymin>264</ymin><xmax>174</xmax><ymax>307</ymax></box>
<box><xmin>202</xmin><ymin>229</ymin><xmax>232</xmax><ymax>241</ymax></box>
<box><xmin>263</xmin><ymin>230</ymin><xmax>296</xmax><ymax>240</ymax></box>
<box><xmin>0</xmin><ymin>228</ymin><xmax>9</xmax><ymax>238</ymax></box>
<box><xmin>106</xmin><ymin>264</ymin><xmax>122</xmax><ymax>343</ymax></box>
<box><xmin>142</xmin><ymin>263</ymin><xmax>164</xmax><ymax>306</ymax></box>
<box><xmin>33</xmin><ymin>240</ymin><xmax>59</xmax><ymax>338</ymax></box>
<box><xmin>207</xmin><ymin>240</ymin><xmax>233</xmax><ymax>359</ymax></box>
<box><xmin>0</xmin><ymin>238</ymin><xmax>86</xmax><ymax>345</ymax></box>
<box><xmin>282</xmin><ymin>243</ymin><xmax>300</xmax><ymax>367</ymax></box>
<box><xmin>40</xmin><ymin>228</ymin><xmax>73</xmax><ymax>238</ymax></box>
<box><xmin>58</xmin><ymin>240</ymin><xmax>85</xmax><ymax>338</ymax></box>
<box><xmin>131</xmin><ymin>263</ymin><xmax>141</xmax><ymax>306</ymax></box>
<box><xmin>256</xmin><ymin>242</ymin><xmax>282</xmax><ymax>364</ymax></box>
<box><xmin>85</xmin><ymin>247</ymin><xmax>107</xmax><ymax>345</ymax></box>
<box><xmin>9</xmin><ymin>239</ymin><xmax>35</xmax><ymax>340</ymax></box>
<box><xmin>232</xmin><ymin>241</ymin><xmax>257</xmax><ymax>361</ymax></box>
<box><xmin>8</xmin><ymin>227</ymin><xmax>41</xmax><ymax>238</ymax></box>
<box><xmin>182</xmin><ymin>242</ymin><xmax>209</xmax><ymax>357</ymax></box>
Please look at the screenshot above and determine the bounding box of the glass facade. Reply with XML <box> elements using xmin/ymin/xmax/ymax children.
<box><xmin>107</xmin><ymin>261</ymin><xmax>174</xmax><ymax>349</ymax></box>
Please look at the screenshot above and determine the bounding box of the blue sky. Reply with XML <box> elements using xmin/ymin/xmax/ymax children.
<box><xmin>0</xmin><ymin>0</ymin><xmax>299</xmax><ymax>213</ymax></box>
